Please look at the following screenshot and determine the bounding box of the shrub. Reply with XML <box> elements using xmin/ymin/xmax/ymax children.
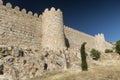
<box><xmin>115</xmin><ymin>40</ymin><xmax>120</xmax><ymax>55</ymax></box>
<box><xmin>90</xmin><ymin>49</ymin><xmax>101</xmax><ymax>60</ymax></box>
<box><xmin>105</xmin><ymin>49</ymin><xmax>113</xmax><ymax>53</ymax></box>
<box><xmin>80</xmin><ymin>42</ymin><xmax>88</xmax><ymax>71</ymax></box>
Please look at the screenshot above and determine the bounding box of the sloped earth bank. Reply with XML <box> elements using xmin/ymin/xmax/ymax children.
<box><xmin>32</xmin><ymin>60</ymin><xmax>120</xmax><ymax>80</ymax></box>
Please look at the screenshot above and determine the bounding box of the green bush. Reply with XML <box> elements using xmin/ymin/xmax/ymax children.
<box><xmin>105</xmin><ymin>49</ymin><xmax>113</xmax><ymax>53</ymax></box>
<box><xmin>90</xmin><ymin>49</ymin><xmax>101</xmax><ymax>60</ymax></box>
<box><xmin>115</xmin><ymin>40</ymin><xmax>120</xmax><ymax>55</ymax></box>
<box><xmin>80</xmin><ymin>42</ymin><xmax>88</xmax><ymax>71</ymax></box>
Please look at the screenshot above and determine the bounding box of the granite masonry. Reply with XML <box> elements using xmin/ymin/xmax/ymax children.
<box><xmin>0</xmin><ymin>0</ymin><xmax>113</xmax><ymax>79</ymax></box>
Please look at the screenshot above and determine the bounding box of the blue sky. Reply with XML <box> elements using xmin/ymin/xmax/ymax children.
<box><xmin>3</xmin><ymin>0</ymin><xmax>120</xmax><ymax>42</ymax></box>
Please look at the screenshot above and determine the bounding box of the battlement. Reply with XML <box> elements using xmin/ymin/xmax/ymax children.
<box><xmin>95</xmin><ymin>33</ymin><xmax>105</xmax><ymax>41</ymax></box>
<box><xmin>94</xmin><ymin>33</ymin><xmax>112</xmax><ymax>52</ymax></box>
<box><xmin>0</xmin><ymin>1</ymin><xmax>40</xmax><ymax>19</ymax></box>
<box><xmin>43</xmin><ymin>7</ymin><xmax>62</xmax><ymax>14</ymax></box>
<box><xmin>0</xmin><ymin>1</ymin><xmax>63</xmax><ymax>22</ymax></box>
<box><xmin>42</xmin><ymin>7</ymin><xmax>62</xmax><ymax>19</ymax></box>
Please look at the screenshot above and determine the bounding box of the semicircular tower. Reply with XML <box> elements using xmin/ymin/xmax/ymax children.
<box><xmin>41</xmin><ymin>7</ymin><xmax>66</xmax><ymax>51</ymax></box>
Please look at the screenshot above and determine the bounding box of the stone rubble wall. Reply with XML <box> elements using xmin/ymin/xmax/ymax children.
<box><xmin>0</xmin><ymin>46</ymin><xmax>77</xmax><ymax>80</ymax></box>
<box><xmin>0</xmin><ymin>46</ymin><xmax>44</xmax><ymax>80</ymax></box>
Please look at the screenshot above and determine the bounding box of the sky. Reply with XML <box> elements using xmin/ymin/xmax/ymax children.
<box><xmin>3</xmin><ymin>0</ymin><xmax>120</xmax><ymax>42</ymax></box>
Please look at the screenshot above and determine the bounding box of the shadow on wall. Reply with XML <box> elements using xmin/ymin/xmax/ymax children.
<box><xmin>44</xmin><ymin>63</ymin><xmax>48</xmax><ymax>70</ymax></box>
<box><xmin>65</xmin><ymin>37</ymin><xmax>70</xmax><ymax>48</ymax></box>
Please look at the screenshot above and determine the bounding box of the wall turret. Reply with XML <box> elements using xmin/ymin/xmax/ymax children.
<box><xmin>0</xmin><ymin>0</ymin><xmax>3</xmax><ymax>5</ymax></box>
<box><xmin>95</xmin><ymin>33</ymin><xmax>106</xmax><ymax>52</ymax></box>
<box><xmin>41</xmin><ymin>7</ymin><xmax>66</xmax><ymax>51</ymax></box>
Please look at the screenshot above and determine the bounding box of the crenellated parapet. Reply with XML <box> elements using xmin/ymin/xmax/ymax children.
<box><xmin>95</xmin><ymin>33</ymin><xmax>105</xmax><ymax>41</ymax></box>
<box><xmin>34</xmin><ymin>13</ymin><xmax>38</xmax><ymax>17</ymax></box>
<box><xmin>94</xmin><ymin>33</ymin><xmax>106</xmax><ymax>52</ymax></box>
<box><xmin>13</xmin><ymin>6</ymin><xmax>20</xmax><ymax>14</ymax></box>
<box><xmin>6</xmin><ymin>2</ymin><xmax>12</xmax><ymax>9</ymax></box>
<box><xmin>28</xmin><ymin>11</ymin><xmax>33</xmax><ymax>16</ymax></box>
<box><xmin>42</xmin><ymin>7</ymin><xmax>62</xmax><ymax>17</ymax></box>
<box><xmin>0</xmin><ymin>1</ymin><xmax>41</xmax><ymax>19</ymax></box>
<box><xmin>21</xmin><ymin>8</ymin><xmax>26</xmax><ymax>14</ymax></box>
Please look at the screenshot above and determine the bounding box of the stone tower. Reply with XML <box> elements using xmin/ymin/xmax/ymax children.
<box><xmin>0</xmin><ymin>0</ymin><xmax>3</xmax><ymax>5</ymax></box>
<box><xmin>95</xmin><ymin>33</ymin><xmax>106</xmax><ymax>52</ymax></box>
<box><xmin>41</xmin><ymin>7</ymin><xmax>66</xmax><ymax>50</ymax></box>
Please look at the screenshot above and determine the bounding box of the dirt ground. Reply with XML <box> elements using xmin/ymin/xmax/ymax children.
<box><xmin>31</xmin><ymin>60</ymin><xmax>120</xmax><ymax>80</ymax></box>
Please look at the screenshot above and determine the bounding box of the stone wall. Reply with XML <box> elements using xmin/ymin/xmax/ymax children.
<box><xmin>0</xmin><ymin>0</ymin><xmax>113</xmax><ymax>52</ymax></box>
<box><xmin>0</xmin><ymin>2</ymin><xmax>41</xmax><ymax>49</ymax></box>
<box><xmin>64</xmin><ymin>26</ymin><xmax>95</xmax><ymax>50</ymax></box>
<box><xmin>64</xmin><ymin>26</ymin><xmax>113</xmax><ymax>52</ymax></box>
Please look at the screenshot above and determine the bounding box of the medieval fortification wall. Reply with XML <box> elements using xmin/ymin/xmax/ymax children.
<box><xmin>0</xmin><ymin>0</ymin><xmax>113</xmax><ymax>52</ymax></box>
<box><xmin>0</xmin><ymin>1</ymin><xmax>41</xmax><ymax>49</ymax></box>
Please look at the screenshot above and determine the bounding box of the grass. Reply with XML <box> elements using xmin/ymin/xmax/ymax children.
<box><xmin>31</xmin><ymin>64</ymin><xmax>120</xmax><ymax>80</ymax></box>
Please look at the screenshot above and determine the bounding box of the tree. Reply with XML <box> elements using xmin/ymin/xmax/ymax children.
<box><xmin>90</xmin><ymin>49</ymin><xmax>101</xmax><ymax>60</ymax></box>
<box><xmin>105</xmin><ymin>49</ymin><xmax>113</xmax><ymax>53</ymax></box>
<box><xmin>80</xmin><ymin>42</ymin><xmax>88</xmax><ymax>71</ymax></box>
<box><xmin>115</xmin><ymin>40</ymin><xmax>120</xmax><ymax>55</ymax></box>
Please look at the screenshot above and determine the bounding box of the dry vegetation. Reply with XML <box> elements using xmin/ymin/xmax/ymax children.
<box><xmin>31</xmin><ymin>64</ymin><xmax>120</xmax><ymax>80</ymax></box>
